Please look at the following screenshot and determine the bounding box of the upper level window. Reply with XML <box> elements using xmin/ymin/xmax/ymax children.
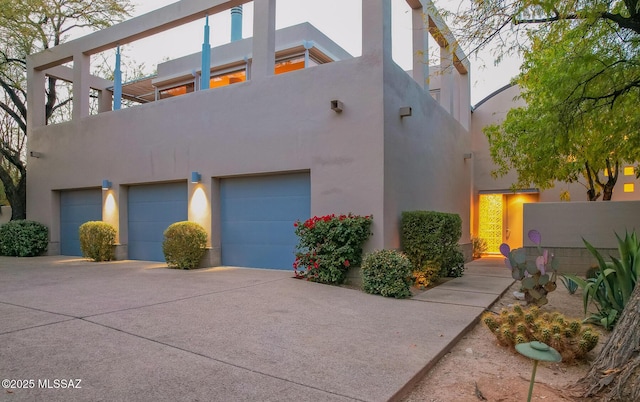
<box><xmin>156</xmin><ymin>54</ymin><xmax>318</xmax><ymax>101</ymax></box>
<box><xmin>210</xmin><ymin>70</ymin><xmax>246</xmax><ymax>88</ymax></box>
<box><xmin>159</xmin><ymin>82</ymin><xmax>194</xmax><ymax>99</ymax></box>
<box><xmin>275</xmin><ymin>56</ymin><xmax>305</xmax><ymax>74</ymax></box>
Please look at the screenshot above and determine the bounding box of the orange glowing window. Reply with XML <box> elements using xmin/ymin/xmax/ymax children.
<box><xmin>275</xmin><ymin>57</ymin><xmax>305</xmax><ymax>74</ymax></box>
<box><xmin>624</xmin><ymin>166</ymin><xmax>635</xmax><ymax>176</ymax></box>
<box><xmin>209</xmin><ymin>70</ymin><xmax>246</xmax><ymax>88</ymax></box>
<box><xmin>624</xmin><ymin>183</ymin><xmax>635</xmax><ymax>193</ymax></box>
<box><xmin>159</xmin><ymin>82</ymin><xmax>194</xmax><ymax>99</ymax></box>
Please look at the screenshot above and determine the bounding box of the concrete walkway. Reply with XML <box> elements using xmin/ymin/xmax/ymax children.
<box><xmin>0</xmin><ymin>256</ymin><xmax>512</xmax><ymax>402</ymax></box>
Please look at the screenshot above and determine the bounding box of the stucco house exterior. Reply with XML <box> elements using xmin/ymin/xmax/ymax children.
<box><xmin>470</xmin><ymin>83</ymin><xmax>640</xmax><ymax>258</ymax></box>
<box><xmin>26</xmin><ymin>0</ymin><xmax>472</xmax><ymax>269</ymax></box>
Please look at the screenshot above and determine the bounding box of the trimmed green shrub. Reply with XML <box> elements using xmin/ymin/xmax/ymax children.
<box><xmin>79</xmin><ymin>221</ymin><xmax>116</xmax><ymax>261</ymax></box>
<box><xmin>162</xmin><ymin>221</ymin><xmax>207</xmax><ymax>269</ymax></box>
<box><xmin>362</xmin><ymin>250</ymin><xmax>413</xmax><ymax>298</ymax></box>
<box><xmin>442</xmin><ymin>249</ymin><xmax>465</xmax><ymax>278</ymax></box>
<box><xmin>293</xmin><ymin>214</ymin><xmax>373</xmax><ymax>284</ymax></box>
<box><xmin>400</xmin><ymin>211</ymin><xmax>465</xmax><ymax>279</ymax></box>
<box><xmin>0</xmin><ymin>220</ymin><xmax>48</xmax><ymax>257</ymax></box>
<box><xmin>412</xmin><ymin>260</ymin><xmax>441</xmax><ymax>289</ymax></box>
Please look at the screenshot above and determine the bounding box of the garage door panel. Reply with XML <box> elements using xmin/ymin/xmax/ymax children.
<box><xmin>225</xmin><ymin>176</ymin><xmax>309</xmax><ymax>198</ymax></box>
<box><xmin>129</xmin><ymin>202</ymin><xmax>184</xmax><ymax>223</ymax></box>
<box><xmin>60</xmin><ymin>189</ymin><xmax>102</xmax><ymax>256</ymax></box>
<box><xmin>221</xmin><ymin>173</ymin><xmax>310</xmax><ymax>269</ymax></box>
<box><xmin>223</xmin><ymin>221</ymin><xmax>297</xmax><ymax>245</ymax></box>
<box><xmin>128</xmin><ymin>222</ymin><xmax>171</xmax><ymax>241</ymax></box>
<box><xmin>128</xmin><ymin>241</ymin><xmax>161</xmax><ymax>262</ymax></box>
<box><xmin>222</xmin><ymin>244</ymin><xmax>296</xmax><ymax>269</ymax></box>
<box><xmin>224</xmin><ymin>197</ymin><xmax>308</xmax><ymax>221</ymax></box>
<box><xmin>128</xmin><ymin>182</ymin><xmax>187</xmax><ymax>261</ymax></box>
<box><xmin>129</xmin><ymin>185</ymin><xmax>186</xmax><ymax>201</ymax></box>
<box><xmin>257</xmin><ymin>196</ymin><xmax>310</xmax><ymax>219</ymax></box>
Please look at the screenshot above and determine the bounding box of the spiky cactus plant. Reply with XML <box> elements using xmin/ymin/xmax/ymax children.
<box><xmin>482</xmin><ymin>304</ymin><xmax>599</xmax><ymax>362</ymax></box>
<box><xmin>500</xmin><ymin>230</ymin><xmax>559</xmax><ymax>306</ymax></box>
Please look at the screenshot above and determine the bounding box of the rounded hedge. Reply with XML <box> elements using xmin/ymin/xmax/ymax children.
<box><xmin>79</xmin><ymin>221</ymin><xmax>116</xmax><ymax>261</ymax></box>
<box><xmin>362</xmin><ymin>249</ymin><xmax>413</xmax><ymax>298</ymax></box>
<box><xmin>162</xmin><ymin>221</ymin><xmax>207</xmax><ymax>269</ymax></box>
<box><xmin>0</xmin><ymin>220</ymin><xmax>49</xmax><ymax>257</ymax></box>
<box><xmin>439</xmin><ymin>249</ymin><xmax>465</xmax><ymax>278</ymax></box>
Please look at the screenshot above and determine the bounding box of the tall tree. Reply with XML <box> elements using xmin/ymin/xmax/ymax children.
<box><xmin>444</xmin><ymin>0</ymin><xmax>640</xmax><ymax>201</ymax></box>
<box><xmin>573</xmin><ymin>282</ymin><xmax>640</xmax><ymax>401</ymax></box>
<box><xmin>443</xmin><ymin>1</ymin><xmax>640</xmax><ymax>398</ymax></box>
<box><xmin>0</xmin><ymin>0</ymin><xmax>133</xmax><ymax>220</ymax></box>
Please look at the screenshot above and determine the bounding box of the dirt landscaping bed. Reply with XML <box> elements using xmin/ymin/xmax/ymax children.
<box><xmin>403</xmin><ymin>281</ymin><xmax>609</xmax><ymax>402</ymax></box>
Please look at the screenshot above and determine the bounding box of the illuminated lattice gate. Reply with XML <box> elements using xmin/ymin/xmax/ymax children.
<box><xmin>478</xmin><ymin>194</ymin><xmax>504</xmax><ymax>253</ymax></box>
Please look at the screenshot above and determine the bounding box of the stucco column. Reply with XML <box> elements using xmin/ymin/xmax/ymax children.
<box><xmin>411</xmin><ymin>2</ymin><xmax>429</xmax><ymax>91</ymax></box>
<box><xmin>251</xmin><ymin>0</ymin><xmax>275</xmax><ymax>81</ymax></box>
<box><xmin>26</xmin><ymin>60</ymin><xmax>46</xmax><ymax>129</ymax></box>
<box><xmin>188</xmin><ymin>179</ymin><xmax>212</xmax><ymax>248</ymax></box>
<box><xmin>111</xmin><ymin>185</ymin><xmax>129</xmax><ymax>260</ymax></box>
<box><xmin>439</xmin><ymin>45</ymin><xmax>454</xmax><ymax>114</ymax></box>
<box><xmin>361</xmin><ymin>0</ymin><xmax>392</xmax><ymax>59</ymax></box>
<box><xmin>97</xmin><ymin>89</ymin><xmax>113</xmax><ymax>113</ymax></box>
<box><xmin>458</xmin><ymin>68</ymin><xmax>471</xmax><ymax>130</ymax></box>
<box><xmin>102</xmin><ymin>186</ymin><xmax>120</xmax><ymax>244</ymax></box>
<box><xmin>102</xmin><ymin>184</ymin><xmax>129</xmax><ymax>260</ymax></box>
<box><xmin>73</xmin><ymin>52</ymin><xmax>91</xmax><ymax>120</ymax></box>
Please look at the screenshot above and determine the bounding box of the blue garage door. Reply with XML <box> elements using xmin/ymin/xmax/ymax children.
<box><xmin>60</xmin><ymin>189</ymin><xmax>103</xmax><ymax>256</ymax></box>
<box><xmin>221</xmin><ymin>173</ymin><xmax>310</xmax><ymax>269</ymax></box>
<box><xmin>128</xmin><ymin>182</ymin><xmax>187</xmax><ymax>262</ymax></box>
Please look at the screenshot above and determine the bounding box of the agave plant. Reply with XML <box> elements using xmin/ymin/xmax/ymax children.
<box><xmin>566</xmin><ymin>231</ymin><xmax>640</xmax><ymax>330</ymax></box>
<box><xmin>559</xmin><ymin>275</ymin><xmax>579</xmax><ymax>295</ymax></box>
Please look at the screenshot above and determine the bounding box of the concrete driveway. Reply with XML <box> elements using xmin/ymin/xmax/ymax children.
<box><xmin>0</xmin><ymin>256</ymin><xmax>511</xmax><ymax>401</ymax></box>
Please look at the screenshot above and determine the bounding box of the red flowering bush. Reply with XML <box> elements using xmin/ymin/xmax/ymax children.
<box><xmin>293</xmin><ymin>214</ymin><xmax>373</xmax><ymax>284</ymax></box>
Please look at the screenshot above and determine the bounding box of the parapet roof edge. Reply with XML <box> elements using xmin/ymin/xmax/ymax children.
<box><xmin>471</xmin><ymin>83</ymin><xmax>516</xmax><ymax>111</ymax></box>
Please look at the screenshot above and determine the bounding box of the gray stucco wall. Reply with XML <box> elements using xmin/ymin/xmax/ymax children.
<box><xmin>28</xmin><ymin>57</ymin><xmax>471</xmax><ymax>260</ymax></box>
<box><xmin>524</xmin><ymin>201</ymin><xmax>640</xmax><ymax>274</ymax></box>
<box><xmin>26</xmin><ymin>0</ymin><xmax>473</xmax><ymax>263</ymax></box>
<box><xmin>28</xmin><ymin>57</ymin><xmax>387</xmax><ymax>254</ymax></box>
<box><xmin>383</xmin><ymin>59</ymin><xmax>471</xmax><ymax>250</ymax></box>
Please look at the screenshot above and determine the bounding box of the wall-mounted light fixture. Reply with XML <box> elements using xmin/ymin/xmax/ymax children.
<box><xmin>399</xmin><ymin>107</ymin><xmax>412</xmax><ymax>118</ymax></box>
<box><xmin>102</xmin><ymin>180</ymin><xmax>112</xmax><ymax>190</ymax></box>
<box><xmin>29</xmin><ymin>151</ymin><xmax>43</xmax><ymax>158</ymax></box>
<box><xmin>330</xmin><ymin>100</ymin><xmax>343</xmax><ymax>113</ymax></box>
<box><xmin>463</xmin><ymin>153</ymin><xmax>473</xmax><ymax>160</ymax></box>
<box><xmin>191</xmin><ymin>171</ymin><xmax>201</xmax><ymax>184</ymax></box>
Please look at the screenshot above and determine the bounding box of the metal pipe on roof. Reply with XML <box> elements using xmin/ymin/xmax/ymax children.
<box><xmin>201</xmin><ymin>15</ymin><xmax>211</xmax><ymax>90</ymax></box>
<box><xmin>113</xmin><ymin>46</ymin><xmax>122</xmax><ymax>110</ymax></box>
<box><xmin>231</xmin><ymin>5</ymin><xmax>243</xmax><ymax>42</ymax></box>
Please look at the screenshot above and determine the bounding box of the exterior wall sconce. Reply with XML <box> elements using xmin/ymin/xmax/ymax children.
<box><xmin>463</xmin><ymin>153</ymin><xmax>473</xmax><ymax>160</ymax></box>
<box><xmin>399</xmin><ymin>107</ymin><xmax>412</xmax><ymax>118</ymax></box>
<box><xmin>191</xmin><ymin>171</ymin><xmax>201</xmax><ymax>183</ymax></box>
<box><xmin>330</xmin><ymin>100</ymin><xmax>343</xmax><ymax>113</ymax></box>
<box><xmin>29</xmin><ymin>151</ymin><xmax>43</xmax><ymax>158</ymax></box>
<box><xmin>102</xmin><ymin>180</ymin><xmax>112</xmax><ymax>190</ymax></box>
